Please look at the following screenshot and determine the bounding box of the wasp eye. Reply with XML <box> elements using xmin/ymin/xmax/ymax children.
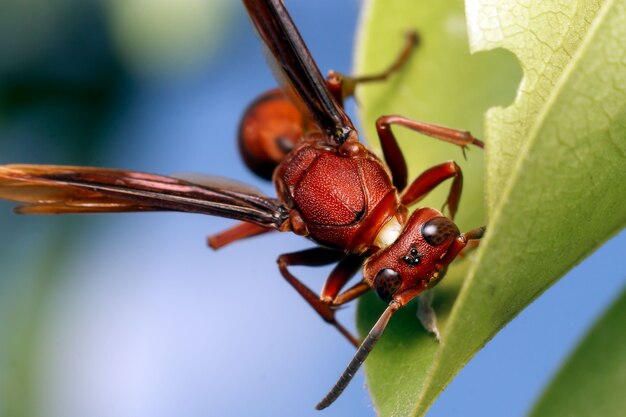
<box><xmin>422</xmin><ymin>217</ymin><xmax>459</xmax><ymax>246</ymax></box>
<box><xmin>374</xmin><ymin>268</ymin><xmax>403</xmax><ymax>302</ymax></box>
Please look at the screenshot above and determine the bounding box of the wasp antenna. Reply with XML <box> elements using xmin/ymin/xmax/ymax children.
<box><xmin>315</xmin><ymin>302</ymin><xmax>398</xmax><ymax>410</ymax></box>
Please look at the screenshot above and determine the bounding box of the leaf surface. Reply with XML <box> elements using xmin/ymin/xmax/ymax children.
<box><xmin>354</xmin><ymin>0</ymin><xmax>626</xmax><ymax>415</ymax></box>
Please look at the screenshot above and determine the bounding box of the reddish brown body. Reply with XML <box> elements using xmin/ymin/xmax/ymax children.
<box><xmin>238</xmin><ymin>89</ymin><xmax>305</xmax><ymax>179</ymax></box>
<box><xmin>274</xmin><ymin>138</ymin><xmax>401</xmax><ymax>253</ymax></box>
<box><xmin>363</xmin><ymin>207</ymin><xmax>455</xmax><ymax>294</ymax></box>
<box><xmin>0</xmin><ymin>0</ymin><xmax>487</xmax><ymax>410</ymax></box>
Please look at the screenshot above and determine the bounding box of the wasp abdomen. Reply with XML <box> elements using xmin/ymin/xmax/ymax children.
<box><xmin>238</xmin><ymin>89</ymin><xmax>307</xmax><ymax>180</ymax></box>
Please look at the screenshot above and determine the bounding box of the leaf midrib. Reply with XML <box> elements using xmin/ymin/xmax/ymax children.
<box><xmin>411</xmin><ymin>0</ymin><xmax>615</xmax><ymax>415</ymax></box>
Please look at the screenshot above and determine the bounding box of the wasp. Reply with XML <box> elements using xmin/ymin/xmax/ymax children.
<box><xmin>0</xmin><ymin>0</ymin><xmax>485</xmax><ymax>409</ymax></box>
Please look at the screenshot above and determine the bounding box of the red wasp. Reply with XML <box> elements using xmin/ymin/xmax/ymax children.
<box><xmin>0</xmin><ymin>0</ymin><xmax>485</xmax><ymax>409</ymax></box>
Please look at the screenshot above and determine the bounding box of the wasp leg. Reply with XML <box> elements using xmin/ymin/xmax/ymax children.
<box><xmin>376</xmin><ymin>115</ymin><xmax>483</xmax><ymax>192</ymax></box>
<box><xmin>457</xmin><ymin>240</ymin><xmax>481</xmax><ymax>259</ymax></box>
<box><xmin>377</xmin><ymin>115</ymin><xmax>484</xmax><ymax>153</ymax></box>
<box><xmin>437</xmin><ymin>226</ymin><xmax>486</xmax><ymax>268</ymax></box>
<box><xmin>400</xmin><ymin>161</ymin><xmax>463</xmax><ymax>220</ymax></box>
<box><xmin>326</xmin><ymin>31</ymin><xmax>419</xmax><ymax>105</ymax></box>
<box><xmin>417</xmin><ymin>288</ymin><xmax>441</xmax><ymax>341</ymax></box>
<box><xmin>418</xmin><ymin>226</ymin><xmax>485</xmax><ymax>340</ymax></box>
<box><xmin>415</xmin><ymin>226</ymin><xmax>487</xmax><ymax>346</ymax></box>
<box><xmin>207</xmin><ymin>222</ymin><xmax>274</xmax><ymax>250</ymax></box>
<box><xmin>277</xmin><ymin>249</ymin><xmax>365</xmax><ymax>347</ymax></box>
<box><xmin>319</xmin><ymin>254</ymin><xmax>364</xmax><ymax>303</ymax></box>
<box><xmin>331</xmin><ymin>280</ymin><xmax>370</xmax><ymax>306</ymax></box>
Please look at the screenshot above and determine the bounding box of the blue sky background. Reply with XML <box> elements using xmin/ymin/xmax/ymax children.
<box><xmin>0</xmin><ymin>1</ymin><xmax>624</xmax><ymax>417</ymax></box>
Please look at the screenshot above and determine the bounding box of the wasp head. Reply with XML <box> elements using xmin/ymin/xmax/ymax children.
<box><xmin>364</xmin><ymin>207</ymin><xmax>460</xmax><ymax>303</ymax></box>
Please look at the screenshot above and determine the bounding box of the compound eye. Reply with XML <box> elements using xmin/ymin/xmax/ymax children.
<box><xmin>422</xmin><ymin>217</ymin><xmax>459</xmax><ymax>246</ymax></box>
<box><xmin>374</xmin><ymin>268</ymin><xmax>403</xmax><ymax>303</ymax></box>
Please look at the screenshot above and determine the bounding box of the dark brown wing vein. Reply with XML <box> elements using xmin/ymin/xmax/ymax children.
<box><xmin>0</xmin><ymin>165</ymin><xmax>289</xmax><ymax>229</ymax></box>
<box><xmin>242</xmin><ymin>0</ymin><xmax>355</xmax><ymax>143</ymax></box>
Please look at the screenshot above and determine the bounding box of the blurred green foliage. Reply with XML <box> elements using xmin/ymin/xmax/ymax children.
<box><xmin>0</xmin><ymin>1</ymin><xmax>234</xmax><ymax>416</ymax></box>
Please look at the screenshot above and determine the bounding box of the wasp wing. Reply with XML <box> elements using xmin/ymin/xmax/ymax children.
<box><xmin>0</xmin><ymin>165</ymin><xmax>288</xmax><ymax>229</ymax></box>
<box><xmin>243</xmin><ymin>0</ymin><xmax>355</xmax><ymax>142</ymax></box>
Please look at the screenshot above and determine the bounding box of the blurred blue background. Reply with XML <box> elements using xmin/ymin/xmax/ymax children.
<box><xmin>0</xmin><ymin>1</ymin><xmax>624</xmax><ymax>417</ymax></box>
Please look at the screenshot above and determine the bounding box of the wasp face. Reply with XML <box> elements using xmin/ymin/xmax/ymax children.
<box><xmin>364</xmin><ymin>208</ymin><xmax>459</xmax><ymax>302</ymax></box>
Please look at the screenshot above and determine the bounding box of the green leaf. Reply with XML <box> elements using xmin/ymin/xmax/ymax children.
<box><xmin>354</xmin><ymin>0</ymin><xmax>518</xmax><ymax>415</ymax></box>
<box><xmin>529</xmin><ymin>287</ymin><xmax>626</xmax><ymax>417</ymax></box>
<box><xmin>467</xmin><ymin>0</ymin><xmax>609</xmax><ymax>210</ymax></box>
<box><xmin>354</xmin><ymin>0</ymin><xmax>626</xmax><ymax>416</ymax></box>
